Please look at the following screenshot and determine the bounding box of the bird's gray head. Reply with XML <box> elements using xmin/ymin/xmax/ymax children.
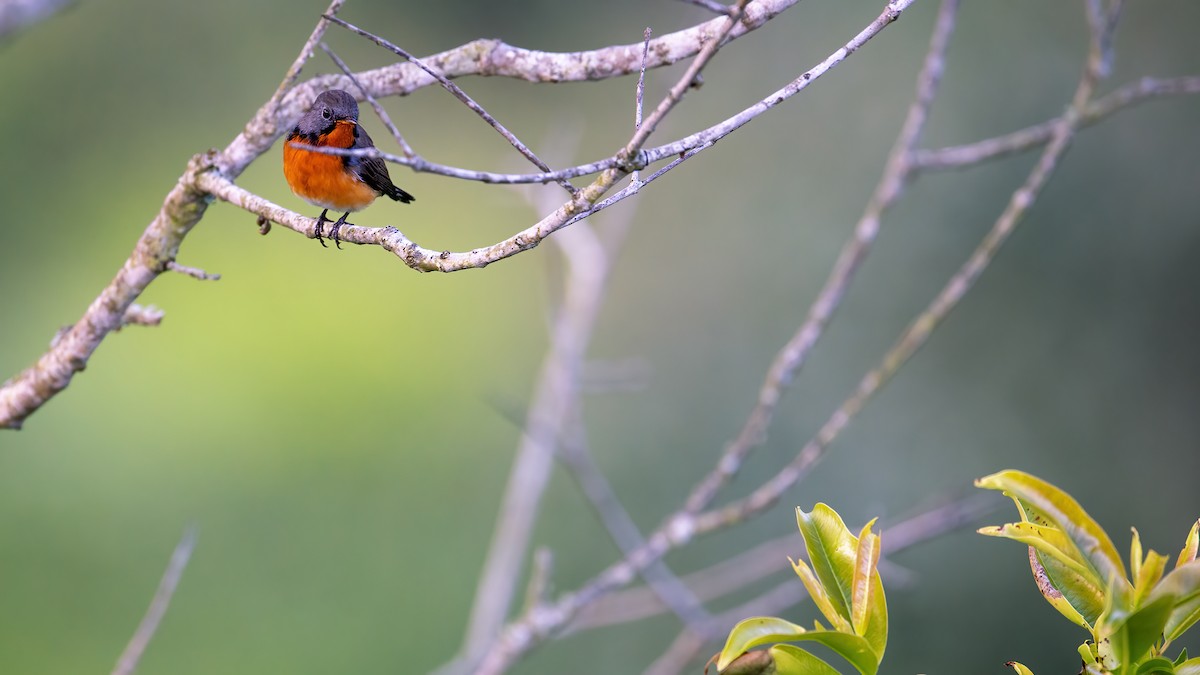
<box><xmin>296</xmin><ymin>89</ymin><xmax>360</xmax><ymax>136</ymax></box>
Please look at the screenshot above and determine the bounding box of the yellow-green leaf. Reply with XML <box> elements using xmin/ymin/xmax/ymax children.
<box><xmin>1105</xmin><ymin>593</ymin><xmax>1175</xmax><ymax>670</ymax></box>
<box><xmin>771</xmin><ymin>644</ymin><xmax>842</xmax><ymax>675</ymax></box>
<box><xmin>1176</xmin><ymin>657</ymin><xmax>1200</xmax><ymax>675</ymax></box>
<box><xmin>1006</xmin><ymin>660</ymin><xmax>1036</xmax><ymax>675</ymax></box>
<box><xmin>1132</xmin><ymin>528</ymin><xmax>1145</xmax><ymax>583</ymax></box>
<box><xmin>716</xmin><ymin>617</ymin><xmax>808</xmax><ymax>671</ymax></box>
<box><xmin>796</xmin><ymin>505</ymin><xmax>858</xmax><ymax>625</ymax></box>
<box><xmin>1178</xmin><ymin>521</ymin><xmax>1199</xmax><ymax>570</ymax></box>
<box><xmin>1030</xmin><ymin>548</ymin><xmax>1094</xmax><ymax>629</ymax></box>
<box><xmin>1136</xmin><ymin>656</ymin><xmax>1177</xmax><ymax>675</ymax></box>
<box><xmin>851</xmin><ymin>520</ymin><xmax>880</xmax><ymax>637</ymax></box>
<box><xmin>979</xmin><ymin>521</ymin><xmax>1101</xmax><ymax>585</ymax></box>
<box><xmin>791</xmin><ymin>557</ymin><xmax>852</xmax><ymax>633</ymax></box>
<box><xmin>714</xmin><ymin>617</ymin><xmax>881</xmax><ymax>675</ymax></box>
<box><xmin>1132</xmin><ymin>550</ymin><xmax>1168</xmax><ymax>609</ymax></box>
<box><xmin>978</xmin><ymin>471</ymin><xmax>1130</xmax><ymax>606</ymax></box>
<box><xmin>1151</xmin><ymin>561</ymin><xmax>1200</xmax><ymax>643</ymax></box>
<box><xmin>775</xmin><ymin>629</ymin><xmax>879</xmax><ymax>675</ymax></box>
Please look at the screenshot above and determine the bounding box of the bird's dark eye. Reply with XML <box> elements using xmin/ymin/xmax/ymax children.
<box><xmin>321</xmin><ymin>107</ymin><xmax>332</xmax><ymax>120</ymax></box>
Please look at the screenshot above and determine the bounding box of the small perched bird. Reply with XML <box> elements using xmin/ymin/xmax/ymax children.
<box><xmin>282</xmin><ymin>89</ymin><xmax>414</xmax><ymax>248</ymax></box>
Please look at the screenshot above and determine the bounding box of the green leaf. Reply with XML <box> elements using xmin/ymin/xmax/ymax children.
<box><xmin>791</xmin><ymin>556</ymin><xmax>852</xmax><ymax>633</ymax></box>
<box><xmin>977</xmin><ymin>471</ymin><xmax>1127</xmax><ymax>580</ymax></box>
<box><xmin>1176</xmin><ymin>658</ymin><xmax>1200</xmax><ymax>675</ymax></box>
<box><xmin>979</xmin><ymin>521</ymin><xmax>1097</xmax><ymax>581</ymax></box>
<box><xmin>1151</xmin><ymin>561</ymin><xmax>1200</xmax><ymax>643</ymax></box>
<box><xmin>1132</xmin><ymin>549</ymin><xmax>1169</xmax><ymax>609</ymax></box>
<box><xmin>1030</xmin><ymin>547</ymin><xmax>1095</xmax><ymax>629</ymax></box>
<box><xmin>714</xmin><ymin>616</ymin><xmax>882</xmax><ymax>675</ymax></box>
<box><xmin>1175</xmin><ymin>649</ymin><xmax>1189</xmax><ymax>666</ymax></box>
<box><xmin>1006</xmin><ymin>660</ymin><xmax>1037</xmax><ymax>675</ymax></box>
<box><xmin>1178</xmin><ymin>521</ymin><xmax>1199</xmax><ymax>570</ymax></box>
<box><xmin>778</xmin><ymin>633</ymin><xmax>879</xmax><ymax>675</ymax></box>
<box><xmin>796</xmin><ymin>505</ymin><xmax>858</xmax><ymax>625</ymax></box>
<box><xmin>716</xmin><ymin>617</ymin><xmax>808</xmax><ymax>671</ymax></box>
<box><xmin>771</xmin><ymin>644</ymin><xmax>842</xmax><ymax>675</ymax></box>
<box><xmin>850</xmin><ymin>519</ymin><xmax>886</xmax><ymax>659</ymax></box>
<box><xmin>850</xmin><ymin>519</ymin><xmax>880</xmax><ymax>637</ymax></box>
<box><xmin>1104</xmin><ymin>592</ymin><xmax>1175</xmax><ymax>671</ymax></box>
<box><xmin>978</xmin><ymin>471</ymin><xmax>1131</xmax><ymax>610</ymax></box>
<box><xmin>1137</xmin><ymin>657</ymin><xmax>1178</xmax><ymax>675</ymax></box>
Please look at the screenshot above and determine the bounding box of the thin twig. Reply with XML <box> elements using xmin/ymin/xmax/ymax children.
<box><xmin>117</xmin><ymin>304</ymin><xmax>165</xmax><ymax>330</ymax></box>
<box><xmin>683</xmin><ymin>0</ymin><xmax>961</xmax><ymax>516</ymax></box>
<box><xmin>691</xmin><ymin>51</ymin><xmax>1103</xmax><ymax>542</ymax></box>
<box><xmin>264</xmin><ymin>0</ymin><xmax>346</xmax><ymax>119</ymax></box>
<box><xmin>913</xmin><ymin>76</ymin><xmax>1200</xmax><ymax>171</ymax></box>
<box><xmin>454</xmin><ymin>166</ymin><xmax>615</xmax><ymax>669</ymax></box>
<box><xmin>621</xmin><ymin>0</ymin><xmax>749</xmax><ymax>161</ymax></box>
<box><xmin>569</xmin><ymin>492</ymin><xmax>994</xmax><ymax>635</ymax></box>
<box><xmin>205</xmin><ymin>0</ymin><xmax>919</xmax><ymax>275</ymax></box>
<box><xmin>471</xmin><ymin>8</ymin><xmax>1100</xmax><ymax>673</ymax></box>
<box><xmin>325</xmin><ymin>15</ymin><xmax>578</xmax><ymax>196</ymax></box>
<box><xmin>560</xmin><ymin>402</ymin><xmax>713</xmax><ymax>630</ymax></box>
<box><xmin>165</xmin><ymin>261</ymin><xmax>221</xmax><ymax>281</ymax></box>
<box><xmin>320</xmin><ymin>43</ymin><xmax>417</xmax><ymax>159</ymax></box>
<box><xmin>642</xmin><ymin>495</ymin><xmax>996</xmax><ymax>675</ymax></box>
<box><xmin>111</xmin><ymin>526</ymin><xmax>198</xmax><ymax>675</ymax></box>
<box><xmin>0</xmin><ymin>1</ymin><xmax>802</xmax><ymax>429</ymax></box>
<box><xmin>632</xmin><ymin>27</ymin><xmax>652</xmax><ymax>184</ymax></box>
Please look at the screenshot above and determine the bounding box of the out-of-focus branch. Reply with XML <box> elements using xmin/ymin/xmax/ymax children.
<box><xmin>684</xmin><ymin>0</ymin><xmax>961</xmax><ymax>516</ymax></box>
<box><xmin>641</xmin><ymin>495</ymin><xmax>995</xmax><ymax>675</ymax></box>
<box><xmin>691</xmin><ymin>30</ymin><xmax>1105</xmax><ymax>541</ymax></box>
<box><xmin>913</xmin><ymin>76</ymin><xmax>1200</xmax><ymax>171</ymax></box>
<box><xmin>0</xmin><ymin>0</ymin><xmax>74</xmax><ymax>39</ymax></box>
<box><xmin>453</xmin><ymin>13</ymin><xmax>746</xmax><ymax>651</ymax></box>
<box><xmin>570</xmin><ymin>493</ymin><xmax>995</xmax><ymax>635</ymax></box>
<box><xmin>111</xmin><ymin>527</ymin><xmax>197</xmax><ymax>675</ymax></box>
<box><xmin>464</xmin><ymin>4</ymin><xmax>923</xmax><ymax>671</ymax></box>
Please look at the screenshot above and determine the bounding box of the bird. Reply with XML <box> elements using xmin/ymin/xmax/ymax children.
<box><xmin>282</xmin><ymin>89</ymin><xmax>414</xmax><ymax>248</ymax></box>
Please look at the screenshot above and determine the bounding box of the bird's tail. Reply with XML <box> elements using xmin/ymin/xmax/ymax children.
<box><xmin>385</xmin><ymin>184</ymin><xmax>415</xmax><ymax>204</ymax></box>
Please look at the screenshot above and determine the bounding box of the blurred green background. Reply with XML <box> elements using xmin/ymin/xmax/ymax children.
<box><xmin>2</xmin><ymin>1</ymin><xmax>1198</xmax><ymax>673</ymax></box>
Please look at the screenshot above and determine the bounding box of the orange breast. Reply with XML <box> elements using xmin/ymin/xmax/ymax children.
<box><xmin>283</xmin><ymin>120</ymin><xmax>378</xmax><ymax>212</ymax></box>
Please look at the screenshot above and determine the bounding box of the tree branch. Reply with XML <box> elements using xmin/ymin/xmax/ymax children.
<box><xmin>0</xmin><ymin>0</ymin><xmax>797</xmax><ymax>429</ymax></box>
<box><xmin>913</xmin><ymin>76</ymin><xmax>1200</xmax><ymax>171</ymax></box>
<box><xmin>111</xmin><ymin>527</ymin><xmax>197</xmax><ymax>675</ymax></box>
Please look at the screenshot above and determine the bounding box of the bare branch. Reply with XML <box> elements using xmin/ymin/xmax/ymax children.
<box><xmin>692</xmin><ymin>47</ymin><xmax>1103</xmax><ymax>541</ymax></box>
<box><xmin>118</xmin><ymin>304</ymin><xmax>165</xmax><ymax>330</ymax></box>
<box><xmin>643</xmin><ymin>496</ymin><xmax>995</xmax><ymax>675</ymax></box>
<box><xmin>325</xmin><ymin>15</ymin><xmax>578</xmax><ymax>196</ymax></box>
<box><xmin>914</xmin><ymin>76</ymin><xmax>1200</xmax><ymax>171</ymax></box>
<box><xmin>165</xmin><ymin>261</ymin><xmax>221</xmax><ymax>281</ymax></box>
<box><xmin>0</xmin><ymin>0</ymin><xmax>74</xmax><ymax>39</ymax></box>
<box><xmin>632</xmin><ymin>27</ymin><xmax>652</xmax><ymax>184</ymax></box>
<box><xmin>264</xmin><ymin>0</ymin><xmax>346</xmax><ymax>120</ymax></box>
<box><xmin>320</xmin><ymin>43</ymin><xmax>418</xmax><ymax>159</ymax></box>
<box><xmin>570</xmin><ymin>492</ymin><xmax>994</xmax><ymax>635</ymax></box>
<box><xmin>683</xmin><ymin>0</ymin><xmax>961</xmax><ymax>515</ymax></box>
<box><xmin>111</xmin><ymin>527</ymin><xmax>197</xmax><ymax>675</ymax></box>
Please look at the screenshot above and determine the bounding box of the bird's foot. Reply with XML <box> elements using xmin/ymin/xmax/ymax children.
<box><xmin>329</xmin><ymin>212</ymin><xmax>353</xmax><ymax>250</ymax></box>
<box><xmin>314</xmin><ymin>209</ymin><xmax>330</xmax><ymax>248</ymax></box>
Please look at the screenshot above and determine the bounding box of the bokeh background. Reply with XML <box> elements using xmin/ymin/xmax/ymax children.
<box><xmin>2</xmin><ymin>1</ymin><xmax>1198</xmax><ymax>673</ymax></box>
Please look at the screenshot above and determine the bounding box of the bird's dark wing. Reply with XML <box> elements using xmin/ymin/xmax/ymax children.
<box><xmin>350</xmin><ymin>124</ymin><xmax>415</xmax><ymax>204</ymax></box>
